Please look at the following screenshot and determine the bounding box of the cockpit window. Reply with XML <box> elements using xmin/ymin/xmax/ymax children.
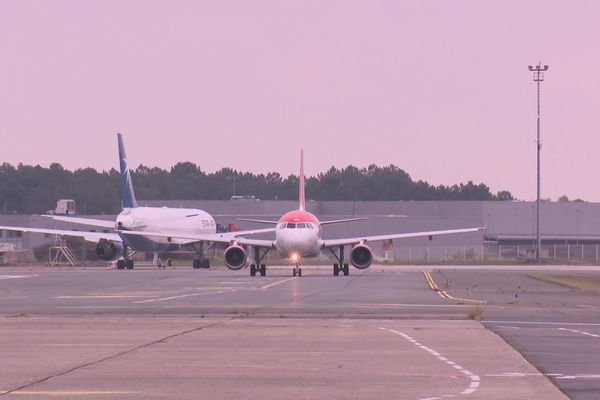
<box><xmin>278</xmin><ymin>223</ymin><xmax>286</xmax><ymax>229</ymax></box>
<box><xmin>296</xmin><ymin>223</ymin><xmax>306</xmax><ymax>228</ymax></box>
<box><xmin>287</xmin><ymin>223</ymin><xmax>296</xmax><ymax>229</ymax></box>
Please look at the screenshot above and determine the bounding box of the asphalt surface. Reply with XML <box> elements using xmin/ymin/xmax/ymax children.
<box><xmin>1</xmin><ymin>264</ymin><xmax>599</xmax><ymax>399</ymax></box>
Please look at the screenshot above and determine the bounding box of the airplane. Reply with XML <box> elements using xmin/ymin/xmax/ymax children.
<box><xmin>120</xmin><ymin>150</ymin><xmax>486</xmax><ymax>277</ymax></box>
<box><xmin>0</xmin><ymin>133</ymin><xmax>274</xmax><ymax>269</ymax></box>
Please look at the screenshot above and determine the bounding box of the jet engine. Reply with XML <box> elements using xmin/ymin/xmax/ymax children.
<box><xmin>350</xmin><ymin>244</ymin><xmax>373</xmax><ymax>269</ymax></box>
<box><xmin>224</xmin><ymin>245</ymin><xmax>247</xmax><ymax>270</ymax></box>
<box><xmin>96</xmin><ymin>239</ymin><xmax>124</xmax><ymax>261</ymax></box>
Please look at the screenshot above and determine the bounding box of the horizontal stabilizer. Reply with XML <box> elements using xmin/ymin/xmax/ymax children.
<box><xmin>320</xmin><ymin>217</ymin><xmax>368</xmax><ymax>226</ymax></box>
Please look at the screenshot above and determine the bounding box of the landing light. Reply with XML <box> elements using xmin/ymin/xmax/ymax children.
<box><xmin>291</xmin><ymin>253</ymin><xmax>299</xmax><ymax>262</ymax></box>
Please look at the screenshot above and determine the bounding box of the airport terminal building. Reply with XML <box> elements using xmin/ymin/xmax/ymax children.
<box><xmin>2</xmin><ymin>200</ymin><xmax>600</xmax><ymax>263</ymax></box>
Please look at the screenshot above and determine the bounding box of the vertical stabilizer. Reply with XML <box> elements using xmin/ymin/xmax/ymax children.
<box><xmin>117</xmin><ymin>133</ymin><xmax>138</xmax><ymax>208</ymax></box>
<box><xmin>299</xmin><ymin>149</ymin><xmax>305</xmax><ymax>211</ymax></box>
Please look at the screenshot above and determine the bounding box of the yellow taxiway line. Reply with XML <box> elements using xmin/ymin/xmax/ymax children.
<box><xmin>423</xmin><ymin>271</ymin><xmax>485</xmax><ymax>303</ymax></box>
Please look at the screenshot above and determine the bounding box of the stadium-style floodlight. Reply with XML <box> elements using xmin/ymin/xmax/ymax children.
<box><xmin>528</xmin><ymin>62</ymin><xmax>549</xmax><ymax>263</ymax></box>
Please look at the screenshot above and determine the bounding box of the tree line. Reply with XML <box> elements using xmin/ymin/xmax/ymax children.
<box><xmin>0</xmin><ymin>162</ymin><xmax>514</xmax><ymax>215</ymax></box>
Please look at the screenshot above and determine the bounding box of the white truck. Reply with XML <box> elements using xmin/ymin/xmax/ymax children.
<box><xmin>48</xmin><ymin>199</ymin><xmax>76</xmax><ymax>215</ymax></box>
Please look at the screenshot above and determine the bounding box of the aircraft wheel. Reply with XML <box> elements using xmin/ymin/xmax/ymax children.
<box><xmin>333</xmin><ymin>263</ymin><xmax>339</xmax><ymax>276</ymax></box>
<box><xmin>260</xmin><ymin>264</ymin><xmax>266</xmax><ymax>276</ymax></box>
<box><xmin>117</xmin><ymin>260</ymin><xmax>126</xmax><ymax>270</ymax></box>
<box><xmin>126</xmin><ymin>260</ymin><xmax>134</xmax><ymax>269</ymax></box>
<box><xmin>293</xmin><ymin>269</ymin><xmax>297</xmax><ymax>277</ymax></box>
<box><xmin>298</xmin><ymin>268</ymin><xmax>302</xmax><ymax>277</ymax></box>
<box><xmin>250</xmin><ymin>264</ymin><xmax>256</xmax><ymax>277</ymax></box>
<box><xmin>343</xmin><ymin>263</ymin><xmax>349</xmax><ymax>276</ymax></box>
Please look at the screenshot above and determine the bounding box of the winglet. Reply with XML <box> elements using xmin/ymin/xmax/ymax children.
<box><xmin>117</xmin><ymin>133</ymin><xmax>138</xmax><ymax>208</ymax></box>
<box><xmin>299</xmin><ymin>149</ymin><xmax>305</xmax><ymax>211</ymax></box>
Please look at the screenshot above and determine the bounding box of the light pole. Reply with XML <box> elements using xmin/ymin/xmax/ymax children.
<box><xmin>226</xmin><ymin>175</ymin><xmax>237</xmax><ymax>198</ymax></box>
<box><xmin>528</xmin><ymin>62</ymin><xmax>548</xmax><ymax>263</ymax></box>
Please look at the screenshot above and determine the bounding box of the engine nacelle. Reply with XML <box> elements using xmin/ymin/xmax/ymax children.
<box><xmin>350</xmin><ymin>244</ymin><xmax>373</xmax><ymax>269</ymax></box>
<box><xmin>224</xmin><ymin>245</ymin><xmax>247</xmax><ymax>270</ymax></box>
<box><xmin>96</xmin><ymin>239</ymin><xmax>124</xmax><ymax>261</ymax></box>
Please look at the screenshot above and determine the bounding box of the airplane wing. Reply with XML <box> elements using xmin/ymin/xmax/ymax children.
<box><xmin>117</xmin><ymin>227</ymin><xmax>276</xmax><ymax>245</ymax></box>
<box><xmin>322</xmin><ymin>227</ymin><xmax>486</xmax><ymax>248</ymax></box>
<box><xmin>237</xmin><ymin>218</ymin><xmax>278</xmax><ymax>225</ymax></box>
<box><xmin>42</xmin><ymin>215</ymin><xmax>116</xmax><ymax>229</ymax></box>
<box><xmin>0</xmin><ymin>225</ymin><xmax>121</xmax><ymax>243</ymax></box>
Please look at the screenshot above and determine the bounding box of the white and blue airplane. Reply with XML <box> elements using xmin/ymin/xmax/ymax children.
<box><xmin>0</xmin><ymin>134</ymin><xmax>273</xmax><ymax>269</ymax></box>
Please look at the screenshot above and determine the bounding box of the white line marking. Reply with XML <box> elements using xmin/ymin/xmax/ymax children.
<box><xmin>381</xmin><ymin>328</ymin><xmax>480</xmax><ymax>399</ymax></box>
<box><xmin>134</xmin><ymin>290</ymin><xmax>235</xmax><ymax>303</ymax></box>
<box><xmin>0</xmin><ymin>275</ymin><xmax>38</xmax><ymax>280</ymax></box>
<box><xmin>485</xmin><ymin>372</ymin><xmax>543</xmax><ymax>377</ymax></box>
<box><xmin>261</xmin><ymin>277</ymin><xmax>296</xmax><ymax>290</ymax></box>
<box><xmin>55</xmin><ymin>295</ymin><xmax>155</xmax><ymax>299</ymax></box>
<box><xmin>486</xmin><ymin>320</ymin><xmax>600</xmax><ymax>326</ymax></box>
<box><xmin>555</xmin><ymin>374</ymin><xmax>600</xmax><ymax>380</ymax></box>
<box><xmin>558</xmin><ymin>327</ymin><xmax>600</xmax><ymax>338</ymax></box>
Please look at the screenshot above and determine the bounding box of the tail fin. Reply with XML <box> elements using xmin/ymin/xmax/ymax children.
<box><xmin>117</xmin><ymin>133</ymin><xmax>138</xmax><ymax>208</ymax></box>
<box><xmin>299</xmin><ymin>149</ymin><xmax>305</xmax><ymax>211</ymax></box>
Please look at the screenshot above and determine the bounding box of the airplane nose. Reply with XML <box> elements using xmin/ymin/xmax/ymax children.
<box><xmin>116</xmin><ymin>215</ymin><xmax>133</xmax><ymax>229</ymax></box>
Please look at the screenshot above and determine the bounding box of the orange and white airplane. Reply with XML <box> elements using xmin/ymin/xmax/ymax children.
<box><xmin>124</xmin><ymin>151</ymin><xmax>485</xmax><ymax>277</ymax></box>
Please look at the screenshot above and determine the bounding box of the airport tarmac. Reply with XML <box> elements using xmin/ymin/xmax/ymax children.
<box><xmin>1</xmin><ymin>264</ymin><xmax>599</xmax><ymax>399</ymax></box>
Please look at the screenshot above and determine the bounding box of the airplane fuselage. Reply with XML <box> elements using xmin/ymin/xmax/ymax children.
<box><xmin>274</xmin><ymin>210</ymin><xmax>322</xmax><ymax>259</ymax></box>
<box><xmin>116</xmin><ymin>207</ymin><xmax>216</xmax><ymax>252</ymax></box>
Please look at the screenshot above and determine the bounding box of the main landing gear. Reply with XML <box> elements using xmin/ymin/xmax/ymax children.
<box><xmin>193</xmin><ymin>259</ymin><xmax>211</xmax><ymax>269</ymax></box>
<box><xmin>249</xmin><ymin>247</ymin><xmax>270</xmax><ymax>277</ymax></box>
<box><xmin>116</xmin><ymin>245</ymin><xmax>135</xmax><ymax>269</ymax></box>
<box><xmin>250</xmin><ymin>263</ymin><xmax>266</xmax><ymax>277</ymax></box>
<box><xmin>116</xmin><ymin>259</ymin><xmax>134</xmax><ymax>269</ymax></box>
<box><xmin>328</xmin><ymin>246</ymin><xmax>349</xmax><ymax>276</ymax></box>
<box><xmin>191</xmin><ymin>242</ymin><xmax>211</xmax><ymax>269</ymax></box>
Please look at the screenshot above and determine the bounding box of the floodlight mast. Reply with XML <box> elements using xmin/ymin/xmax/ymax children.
<box><xmin>528</xmin><ymin>62</ymin><xmax>548</xmax><ymax>263</ymax></box>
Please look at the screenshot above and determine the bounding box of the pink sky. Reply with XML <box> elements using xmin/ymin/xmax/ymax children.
<box><xmin>1</xmin><ymin>1</ymin><xmax>599</xmax><ymax>201</ymax></box>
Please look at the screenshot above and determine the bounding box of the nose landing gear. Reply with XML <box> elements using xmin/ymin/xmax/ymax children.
<box><xmin>292</xmin><ymin>266</ymin><xmax>302</xmax><ymax>277</ymax></box>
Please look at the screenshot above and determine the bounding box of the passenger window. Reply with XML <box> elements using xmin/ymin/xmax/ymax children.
<box><xmin>287</xmin><ymin>223</ymin><xmax>296</xmax><ymax>229</ymax></box>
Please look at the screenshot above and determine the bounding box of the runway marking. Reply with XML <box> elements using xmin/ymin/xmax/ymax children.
<box><xmin>0</xmin><ymin>390</ymin><xmax>138</xmax><ymax>395</ymax></box>
<box><xmin>486</xmin><ymin>320</ymin><xmax>600</xmax><ymax>327</ymax></box>
<box><xmin>54</xmin><ymin>295</ymin><xmax>156</xmax><ymax>299</ymax></box>
<box><xmin>558</xmin><ymin>327</ymin><xmax>600</xmax><ymax>338</ymax></box>
<box><xmin>423</xmin><ymin>272</ymin><xmax>485</xmax><ymax>303</ymax></box>
<box><xmin>45</xmin><ymin>344</ymin><xmax>128</xmax><ymax>347</ymax></box>
<box><xmin>380</xmin><ymin>327</ymin><xmax>480</xmax><ymax>399</ymax></box>
<box><xmin>134</xmin><ymin>289</ymin><xmax>236</xmax><ymax>303</ymax></box>
<box><xmin>485</xmin><ymin>372</ymin><xmax>543</xmax><ymax>377</ymax></box>
<box><xmin>554</xmin><ymin>374</ymin><xmax>600</xmax><ymax>380</ymax></box>
<box><xmin>261</xmin><ymin>277</ymin><xmax>296</xmax><ymax>290</ymax></box>
<box><xmin>0</xmin><ymin>275</ymin><xmax>38</xmax><ymax>280</ymax></box>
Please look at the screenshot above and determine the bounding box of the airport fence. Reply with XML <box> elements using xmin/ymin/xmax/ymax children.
<box><xmin>384</xmin><ymin>244</ymin><xmax>600</xmax><ymax>263</ymax></box>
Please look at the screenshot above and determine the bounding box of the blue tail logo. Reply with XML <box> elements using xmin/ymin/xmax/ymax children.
<box><xmin>117</xmin><ymin>133</ymin><xmax>138</xmax><ymax>209</ymax></box>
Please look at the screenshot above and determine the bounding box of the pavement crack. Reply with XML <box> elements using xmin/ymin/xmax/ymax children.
<box><xmin>0</xmin><ymin>317</ymin><xmax>238</xmax><ymax>397</ymax></box>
